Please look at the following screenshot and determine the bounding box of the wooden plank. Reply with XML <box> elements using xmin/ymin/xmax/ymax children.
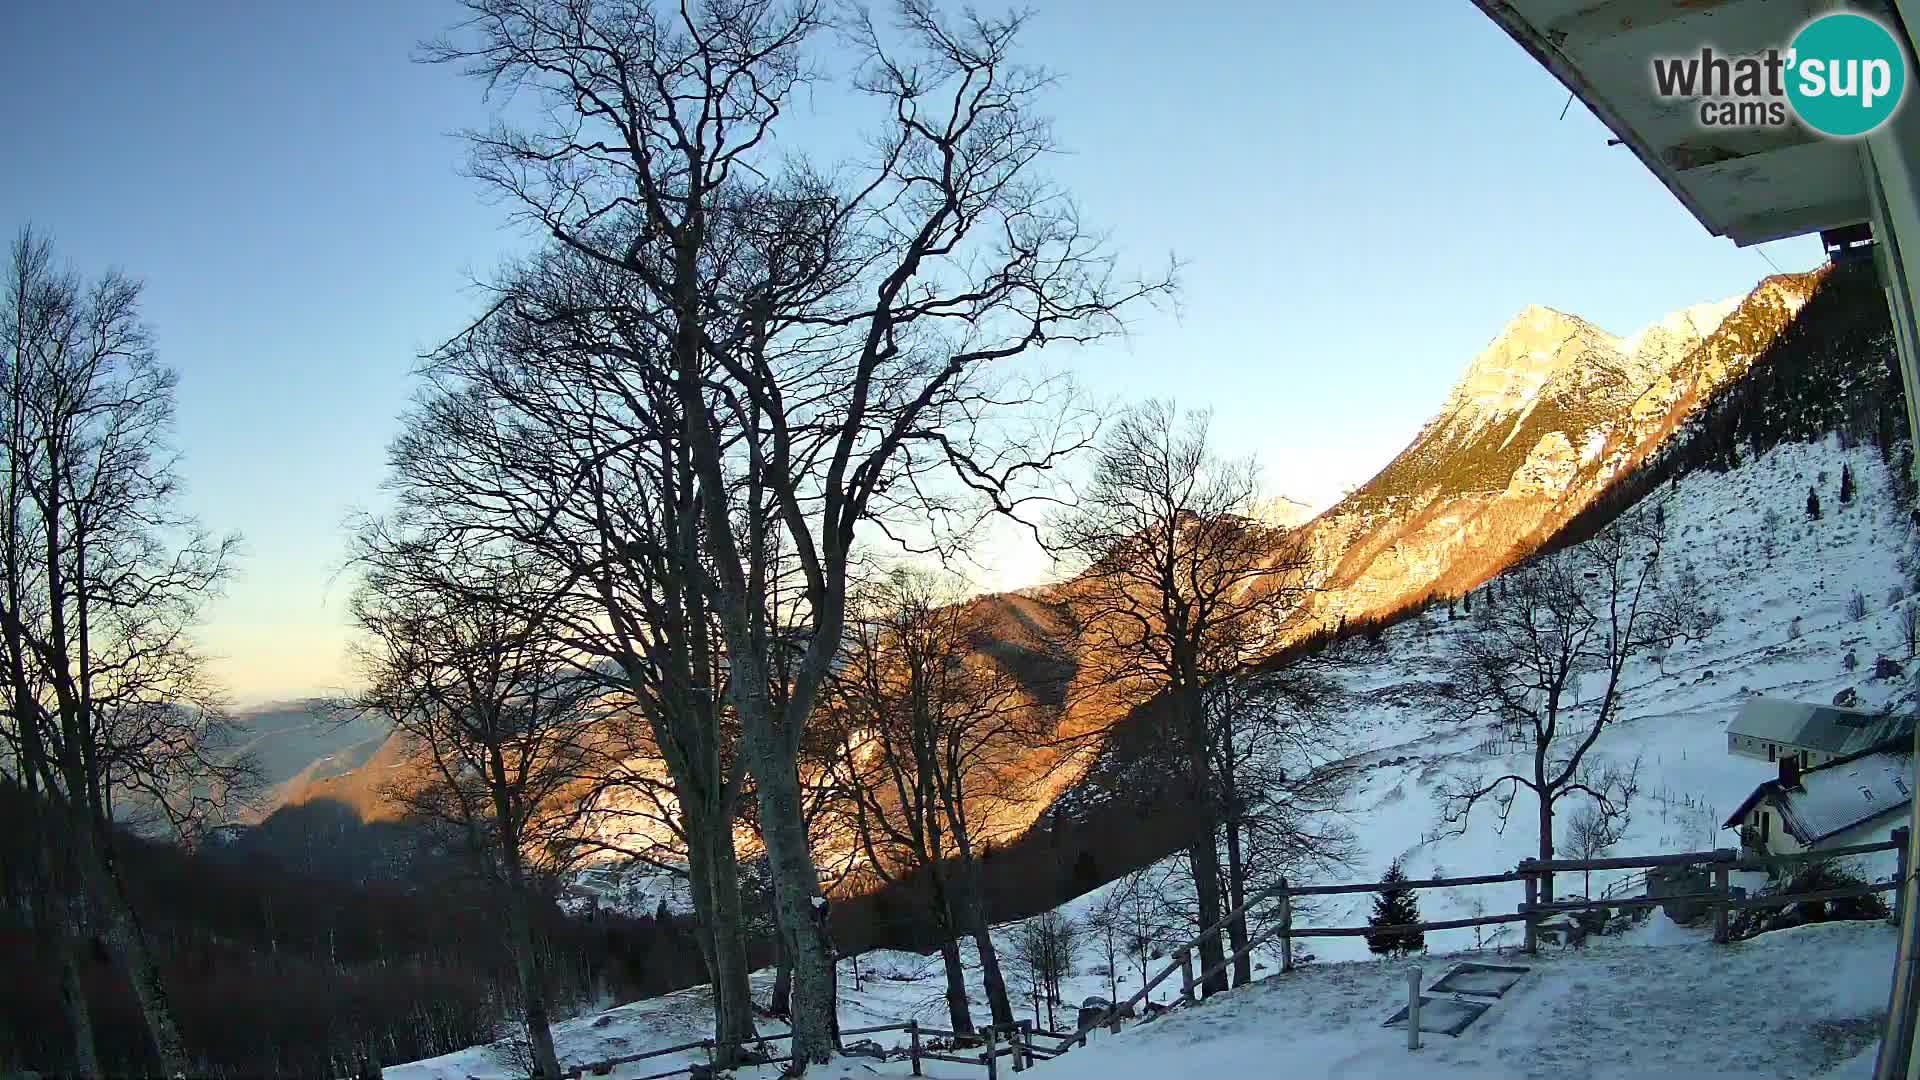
<box><xmin>922</xmin><ymin>1052</ymin><xmax>982</xmax><ymax>1066</ymax></box>
<box><xmin>1523</xmin><ymin>892</ymin><xmax>1719</xmax><ymax>914</ymax></box>
<box><xmin>628</xmin><ymin>1064</ymin><xmax>698</xmax><ymax>1080</ymax></box>
<box><xmin>1288</xmin><ymin>912</ymin><xmax>1532</xmax><ymax>938</ymax></box>
<box><xmin>1725</xmin><ymin>881</ymin><xmax>1899</xmax><ymax>909</ymax></box>
<box><xmin>1188</xmin><ymin>916</ymin><xmax>1293</xmax><ymax>993</ymax></box>
<box><xmin>564</xmin><ymin>1036</ymin><xmax>712</xmax><ymax>1076</ymax></box>
<box><xmin>1531</xmin><ymin>849</ymin><xmax>1731</xmax><ymax>872</ymax></box>
<box><xmin>1713</xmin><ymin>864</ymin><xmax>1731</xmax><ymax>944</ymax></box>
<box><xmin>841</xmin><ymin>1023</ymin><xmax>911</xmax><ymax>1038</ymax></box>
<box><xmin>1286</xmin><ymin>869</ymin><xmax>1530</xmax><ymax>897</ymax></box>
<box><xmin>1733</xmin><ymin>839</ymin><xmax>1902</xmax><ymax>871</ymax></box>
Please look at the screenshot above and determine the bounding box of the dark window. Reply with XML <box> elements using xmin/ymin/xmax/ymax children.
<box><xmin>1767</xmin><ymin>744</ymin><xmax>1777</xmax><ymax>763</ymax></box>
<box><xmin>1761</xmin><ymin>812</ymin><xmax>1771</xmax><ymax>842</ymax></box>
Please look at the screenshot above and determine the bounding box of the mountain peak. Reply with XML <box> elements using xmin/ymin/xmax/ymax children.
<box><xmin>1446</xmin><ymin>305</ymin><xmax>1618</xmax><ymax>423</ymax></box>
<box><xmin>1619</xmin><ymin>296</ymin><xmax>1741</xmax><ymax>372</ymax></box>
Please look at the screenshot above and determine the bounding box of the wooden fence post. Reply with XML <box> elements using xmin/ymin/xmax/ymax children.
<box><xmin>1713</xmin><ymin>853</ymin><xmax>1732</xmax><ymax>945</ymax></box>
<box><xmin>1008</xmin><ymin>1024</ymin><xmax>1022</xmax><ymax>1073</ymax></box>
<box><xmin>1520</xmin><ymin>859</ymin><xmax>1538</xmax><ymax>955</ymax></box>
<box><xmin>984</xmin><ymin>1024</ymin><xmax>999</xmax><ymax>1080</ymax></box>
<box><xmin>908</xmin><ymin>1020</ymin><xmax>922</xmax><ymax>1077</ymax></box>
<box><xmin>1406</xmin><ymin>967</ymin><xmax>1422</xmax><ymax>1052</ymax></box>
<box><xmin>1179</xmin><ymin>947</ymin><xmax>1196</xmax><ymax>1005</ymax></box>
<box><xmin>1022</xmin><ymin>1020</ymin><xmax>1037</xmax><ymax>1066</ymax></box>
<box><xmin>1894</xmin><ymin>827</ymin><xmax>1912</xmax><ymax>927</ymax></box>
<box><xmin>1279</xmin><ymin>876</ymin><xmax>1294</xmax><ymax>973</ymax></box>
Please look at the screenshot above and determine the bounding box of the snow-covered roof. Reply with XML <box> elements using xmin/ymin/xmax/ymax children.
<box><xmin>1727</xmin><ymin>748</ymin><xmax>1916</xmax><ymax>845</ymax></box>
<box><xmin>1726</xmin><ymin>698</ymin><xmax>1912</xmax><ymax>756</ymax></box>
<box><xmin>1777</xmin><ymin>751</ymin><xmax>1915</xmax><ymax>844</ymax></box>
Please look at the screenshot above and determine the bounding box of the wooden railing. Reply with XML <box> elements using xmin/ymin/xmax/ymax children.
<box><xmin>1518</xmin><ymin>831</ymin><xmax>1909</xmax><ymax>947</ymax></box>
<box><xmin>559</xmin><ymin>1019</ymin><xmax>1055</xmax><ymax>1079</ymax></box>
<box><xmin>1090</xmin><ymin>830</ymin><xmax>1910</xmax><ymax>1033</ymax></box>
<box><xmin>561</xmin><ymin>831</ymin><xmax>1910</xmax><ymax>1078</ymax></box>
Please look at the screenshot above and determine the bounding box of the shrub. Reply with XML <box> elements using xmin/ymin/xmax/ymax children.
<box><xmin>1729</xmin><ymin>860</ymin><xmax>1889</xmax><ymax>942</ymax></box>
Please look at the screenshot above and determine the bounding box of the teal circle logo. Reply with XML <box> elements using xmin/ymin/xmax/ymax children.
<box><xmin>1786</xmin><ymin>13</ymin><xmax>1907</xmax><ymax>137</ymax></box>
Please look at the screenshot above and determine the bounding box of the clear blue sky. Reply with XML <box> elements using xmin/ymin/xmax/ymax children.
<box><xmin>0</xmin><ymin>1</ymin><xmax>1822</xmax><ymax>703</ymax></box>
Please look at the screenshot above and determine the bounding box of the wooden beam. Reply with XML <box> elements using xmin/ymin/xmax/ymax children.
<box><xmin>1724</xmin><ymin>196</ymin><xmax>1873</xmax><ymax>245</ymax></box>
<box><xmin>1287</xmin><ymin>869</ymin><xmax>1528</xmax><ymax>897</ymax></box>
<box><xmin>1532</xmin><ymin>849</ymin><xmax>1731</xmax><ymax>872</ymax></box>
<box><xmin>1546</xmin><ymin>0</ymin><xmax>1742</xmax><ymax>48</ymax></box>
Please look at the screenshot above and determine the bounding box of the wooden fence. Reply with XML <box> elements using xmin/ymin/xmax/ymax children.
<box><xmin>557</xmin><ymin>1018</ymin><xmax>1076</xmax><ymax>1079</ymax></box>
<box><xmin>1088</xmin><ymin>828</ymin><xmax>1910</xmax><ymax>1032</ymax></box>
<box><xmin>558</xmin><ymin>831</ymin><xmax>1909</xmax><ymax>1079</ymax></box>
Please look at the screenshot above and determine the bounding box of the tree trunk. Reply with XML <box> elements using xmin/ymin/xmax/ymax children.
<box><xmin>702</xmin><ymin>812</ymin><xmax>758</xmax><ymax>1062</ymax></box>
<box><xmin>744</xmin><ymin>740</ymin><xmax>834</xmax><ymax>1065</ymax></box>
<box><xmin>1179</xmin><ymin>685</ymin><xmax>1227</xmax><ymax>996</ymax></box>
<box><xmin>951</xmin><ymin>850</ymin><xmax>1013</xmax><ymax>1026</ymax></box>
<box><xmin>489</xmin><ymin>745</ymin><xmax>559</xmax><ymax>1080</ymax></box>
<box><xmin>684</xmin><ymin>835</ymin><xmax>721</xmax><ymax>987</ymax></box>
<box><xmin>771</xmin><ymin>944</ymin><xmax>793</xmax><ymax>1017</ymax></box>
<box><xmin>55</xmin><ymin>883</ymin><xmax>101</xmax><ymax>1079</ymax></box>
<box><xmin>506</xmin><ymin>885</ymin><xmax>563</xmax><ymax>1080</ymax></box>
<box><xmin>71</xmin><ymin>792</ymin><xmax>186</xmax><ymax>1077</ymax></box>
<box><xmin>1537</xmin><ymin>796</ymin><xmax>1556</xmax><ymax>908</ymax></box>
<box><xmin>926</xmin><ymin>862</ymin><xmax>974</xmax><ymax>1035</ymax></box>
<box><xmin>1222</xmin><ymin>817</ymin><xmax>1251</xmax><ymax>988</ymax></box>
<box><xmin>1185</xmin><ymin>830</ymin><xmax>1228</xmax><ymax>996</ymax></box>
<box><xmin>938</xmin><ymin>935</ymin><xmax>973</xmax><ymax>1035</ymax></box>
<box><xmin>7</xmin><ymin>679</ymin><xmax>97</xmax><ymax>1076</ymax></box>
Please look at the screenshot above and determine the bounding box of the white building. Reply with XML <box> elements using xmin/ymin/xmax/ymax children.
<box><xmin>1724</xmin><ymin>747</ymin><xmax>1914</xmax><ymax>859</ymax></box>
<box><xmin>1726</xmin><ymin>698</ymin><xmax>1915</xmax><ymax>770</ymax></box>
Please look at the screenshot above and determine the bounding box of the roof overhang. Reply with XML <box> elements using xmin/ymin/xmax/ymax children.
<box><xmin>1472</xmin><ymin>0</ymin><xmax>1894</xmax><ymax>245</ymax></box>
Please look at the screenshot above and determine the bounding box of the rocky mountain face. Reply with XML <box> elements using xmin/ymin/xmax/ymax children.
<box><xmin>1289</xmin><ymin>271</ymin><xmax>1821</xmax><ymax>630</ymax></box>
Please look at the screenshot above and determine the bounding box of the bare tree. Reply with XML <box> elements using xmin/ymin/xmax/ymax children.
<box><xmin>821</xmin><ymin>568</ymin><xmax>1049</xmax><ymax>1030</ymax></box>
<box><xmin>1053</xmin><ymin>401</ymin><xmax>1309</xmax><ymax>996</ymax></box>
<box><xmin>1010</xmin><ymin>910</ymin><xmax>1080</xmax><ymax>1031</ymax></box>
<box><xmin>0</xmin><ymin>228</ymin><xmax>243</xmax><ymax>1078</ymax></box>
<box><xmin>421</xmin><ymin>1</ymin><xmax>1169</xmax><ymax>1062</ymax></box>
<box><xmin>1564</xmin><ymin>801</ymin><xmax>1626</xmax><ymax>899</ymax></box>
<box><xmin>382</xmin><ymin>237</ymin><xmax>767</xmax><ymax>1061</ymax></box>
<box><xmin>1437</xmin><ymin>504</ymin><xmax>1698</xmax><ymax>906</ymax></box>
<box><xmin>350</xmin><ymin>548</ymin><xmax>600</xmax><ymax>1080</ymax></box>
<box><xmin>1204</xmin><ymin>669</ymin><xmax>1356</xmax><ymax>984</ymax></box>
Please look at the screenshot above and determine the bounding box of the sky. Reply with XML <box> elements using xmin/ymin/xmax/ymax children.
<box><xmin>0</xmin><ymin>1</ymin><xmax>1825</xmax><ymax>705</ymax></box>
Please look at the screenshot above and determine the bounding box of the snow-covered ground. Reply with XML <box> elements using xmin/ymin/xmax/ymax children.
<box><xmin>394</xmin><ymin>435</ymin><xmax>1920</xmax><ymax>1079</ymax></box>
<box><xmin>1006</xmin><ymin>921</ymin><xmax>1894</xmax><ymax>1080</ymax></box>
<box><xmin>390</xmin><ymin>920</ymin><xmax>1897</xmax><ymax>1080</ymax></box>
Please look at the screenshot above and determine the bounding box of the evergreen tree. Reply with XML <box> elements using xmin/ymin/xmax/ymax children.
<box><xmin>1841</xmin><ymin>463</ymin><xmax>1855</xmax><ymax>504</ymax></box>
<box><xmin>1807</xmin><ymin>486</ymin><xmax>1823</xmax><ymax>520</ymax></box>
<box><xmin>1366</xmin><ymin>859</ymin><xmax>1426</xmax><ymax>957</ymax></box>
<box><xmin>1070</xmin><ymin>849</ymin><xmax>1103</xmax><ymax>897</ymax></box>
<box><xmin>1462</xmin><ymin>590</ymin><xmax>1472</xmax><ymax>614</ymax></box>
